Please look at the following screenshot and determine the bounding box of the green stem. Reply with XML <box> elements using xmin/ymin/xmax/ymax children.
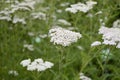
<box><xmin>80</xmin><ymin>46</ymin><xmax>105</xmax><ymax>72</ymax></box>
<box><xmin>56</xmin><ymin>46</ymin><xmax>64</xmax><ymax>79</ymax></box>
<box><xmin>102</xmin><ymin>47</ymin><xmax>113</xmax><ymax>79</ymax></box>
<box><xmin>32</xmin><ymin>71</ymin><xmax>42</xmax><ymax>80</ymax></box>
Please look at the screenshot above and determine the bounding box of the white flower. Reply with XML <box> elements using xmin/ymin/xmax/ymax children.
<box><xmin>5</xmin><ymin>0</ymin><xmax>11</xmax><ymax>3</ymax></box>
<box><xmin>8</xmin><ymin>70</ymin><xmax>19</xmax><ymax>76</ymax></box>
<box><xmin>13</xmin><ymin>16</ymin><xmax>26</xmax><ymax>24</ymax></box>
<box><xmin>56</xmin><ymin>9</ymin><xmax>62</xmax><ymax>13</ymax></box>
<box><xmin>23</xmin><ymin>44</ymin><xmax>34</xmax><ymax>51</ymax></box>
<box><xmin>99</xmin><ymin>26</ymin><xmax>120</xmax><ymax>47</ymax></box>
<box><xmin>60</xmin><ymin>2</ymin><xmax>70</xmax><ymax>7</ymax></box>
<box><xmin>80</xmin><ymin>73</ymin><xmax>92</xmax><ymax>80</ymax></box>
<box><xmin>25</xmin><ymin>0</ymin><xmax>44</xmax><ymax>3</ymax></box>
<box><xmin>20</xmin><ymin>59</ymin><xmax>31</xmax><ymax>67</ymax></box>
<box><xmin>102</xmin><ymin>40</ymin><xmax>116</xmax><ymax>45</ymax></box>
<box><xmin>39</xmin><ymin>34</ymin><xmax>48</xmax><ymax>38</ymax></box>
<box><xmin>21</xmin><ymin>58</ymin><xmax>54</xmax><ymax>72</ymax></box>
<box><xmin>57</xmin><ymin>19</ymin><xmax>71</xmax><ymax>26</ymax></box>
<box><xmin>86</xmin><ymin>13</ymin><xmax>93</xmax><ymax>18</ymax></box>
<box><xmin>0</xmin><ymin>16</ymin><xmax>11</xmax><ymax>21</ymax></box>
<box><xmin>28</xmin><ymin>32</ymin><xmax>35</xmax><ymax>36</ymax></box>
<box><xmin>0</xmin><ymin>9</ymin><xmax>11</xmax><ymax>21</ymax></box>
<box><xmin>65</xmin><ymin>7</ymin><xmax>78</xmax><ymax>14</ymax></box>
<box><xmin>31</xmin><ymin>12</ymin><xmax>46</xmax><ymax>20</ymax></box>
<box><xmin>86</xmin><ymin>0</ymin><xmax>97</xmax><ymax>8</ymax></box>
<box><xmin>49</xmin><ymin>26</ymin><xmax>82</xmax><ymax>46</ymax></box>
<box><xmin>65</xmin><ymin>1</ymin><xmax>97</xmax><ymax>13</ymax></box>
<box><xmin>0</xmin><ymin>8</ymin><xmax>12</xmax><ymax>15</ymax></box>
<box><xmin>11</xmin><ymin>1</ymin><xmax>35</xmax><ymax>12</ymax></box>
<box><xmin>91</xmin><ymin>41</ymin><xmax>101</xmax><ymax>47</ymax></box>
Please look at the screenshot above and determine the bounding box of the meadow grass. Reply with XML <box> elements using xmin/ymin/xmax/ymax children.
<box><xmin>0</xmin><ymin>0</ymin><xmax>120</xmax><ymax>80</ymax></box>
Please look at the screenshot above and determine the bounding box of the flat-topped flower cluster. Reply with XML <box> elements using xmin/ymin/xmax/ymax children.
<box><xmin>99</xmin><ymin>26</ymin><xmax>120</xmax><ymax>48</ymax></box>
<box><xmin>20</xmin><ymin>58</ymin><xmax>54</xmax><ymax>72</ymax></box>
<box><xmin>65</xmin><ymin>1</ymin><xmax>97</xmax><ymax>13</ymax></box>
<box><xmin>49</xmin><ymin>26</ymin><xmax>82</xmax><ymax>46</ymax></box>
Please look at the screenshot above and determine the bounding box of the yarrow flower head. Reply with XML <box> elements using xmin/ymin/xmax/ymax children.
<box><xmin>31</xmin><ymin>12</ymin><xmax>46</xmax><ymax>20</ymax></box>
<box><xmin>8</xmin><ymin>70</ymin><xmax>19</xmax><ymax>76</ymax></box>
<box><xmin>13</xmin><ymin>16</ymin><xmax>26</xmax><ymax>24</ymax></box>
<box><xmin>60</xmin><ymin>2</ymin><xmax>70</xmax><ymax>7</ymax></box>
<box><xmin>49</xmin><ymin>26</ymin><xmax>82</xmax><ymax>46</ymax></box>
<box><xmin>99</xmin><ymin>26</ymin><xmax>120</xmax><ymax>48</ymax></box>
<box><xmin>20</xmin><ymin>58</ymin><xmax>54</xmax><ymax>72</ymax></box>
<box><xmin>0</xmin><ymin>8</ymin><xmax>11</xmax><ymax>21</ymax></box>
<box><xmin>11</xmin><ymin>0</ymin><xmax>36</xmax><ymax>13</ymax></box>
<box><xmin>23</xmin><ymin>44</ymin><xmax>34</xmax><ymax>51</ymax></box>
<box><xmin>65</xmin><ymin>0</ymin><xmax>97</xmax><ymax>13</ymax></box>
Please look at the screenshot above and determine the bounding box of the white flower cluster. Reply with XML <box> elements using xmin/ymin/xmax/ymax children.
<box><xmin>99</xmin><ymin>26</ymin><xmax>120</xmax><ymax>48</ymax></box>
<box><xmin>0</xmin><ymin>1</ymin><xmax>36</xmax><ymax>24</ymax></box>
<box><xmin>113</xmin><ymin>19</ymin><xmax>120</xmax><ymax>28</ymax></box>
<box><xmin>5</xmin><ymin>0</ymin><xmax>19</xmax><ymax>3</ymax></box>
<box><xmin>24</xmin><ymin>0</ymin><xmax>44</xmax><ymax>3</ymax></box>
<box><xmin>20</xmin><ymin>58</ymin><xmax>54</xmax><ymax>72</ymax></box>
<box><xmin>31</xmin><ymin>12</ymin><xmax>46</xmax><ymax>20</ymax></box>
<box><xmin>39</xmin><ymin>34</ymin><xmax>48</xmax><ymax>38</ymax></box>
<box><xmin>10</xmin><ymin>1</ymin><xmax>36</xmax><ymax>12</ymax></box>
<box><xmin>8</xmin><ymin>70</ymin><xmax>19</xmax><ymax>76</ymax></box>
<box><xmin>57</xmin><ymin>19</ymin><xmax>71</xmax><ymax>26</ymax></box>
<box><xmin>0</xmin><ymin>15</ymin><xmax>11</xmax><ymax>21</ymax></box>
<box><xmin>60</xmin><ymin>2</ymin><xmax>70</xmax><ymax>7</ymax></box>
<box><xmin>23</xmin><ymin>44</ymin><xmax>34</xmax><ymax>51</ymax></box>
<box><xmin>49</xmin><ymin>26</ymin><xmax>82</xmax><ymax>46</ymax></box>
<box><xmin>91</xmin><ymin>41</ymin><xmax>101</xmax><ymax>47</ymax></box>
<box><xmin>0</xmin><ymin>0</ymin><xmax>38</xmax><ymax>23</ymax></box>
<box><xmin>0</xmin><ymin>10</ymin><xmax>25</xmax><ymax>24</ymax></box>
<box><xmin>80</xmin><ymin>73</ymin><xmax>92</xmax><ymax>80</ymax></box>
<box><xmin>0</xmin><ymin>8</ymin><xmax>12</xmax><ymax>21</ymax></box>
<box><xmin>65</xmin><ymin>1</ymin><xmax>97</xmax><ymax>13</ymax></box>
<box><xmin>56</xmin><ymin>9</ymin><xmax>62</xmax><ymax>13</ymax></box>
<box><xmin>13</xmin><ymin>16</ymin><xmax>26</xmax><ymax>24</ymax></box>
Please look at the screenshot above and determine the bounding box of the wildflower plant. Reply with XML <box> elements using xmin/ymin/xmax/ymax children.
<box><xmin>48</xmin><ymin>26</ymin><xmax>82</xmax><ymax>79</ymax></box>
<box><xmin>20</xmin><ymin>58</ymin><xmax>54</xmax><ymax>80</ymax></box>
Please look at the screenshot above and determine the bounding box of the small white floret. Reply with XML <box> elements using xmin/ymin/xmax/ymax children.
<box><xmin>91</xmin><ymin>41</ymin><xmax>101</xmax><ymax>47</ymax></box>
